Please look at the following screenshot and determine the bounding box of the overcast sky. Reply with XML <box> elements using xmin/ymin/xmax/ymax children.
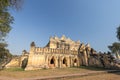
<box><xmin>7</xmin><ymin>0</ymin><xmax>120</xmax><ymax>55</ymax></box>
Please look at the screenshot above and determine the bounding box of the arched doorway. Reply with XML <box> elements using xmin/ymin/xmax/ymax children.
<box><xmin>73</xmin><ymin>58</ymin><xmax>77</xmax><ymax>66</ymax></box>
<box><xmin>50</xmin><ymin>58</ymin><xmax>54</xmax><ymax>64</ymax></box>
<box><xmin>62</xmin><ymin>58</ymin><xmax>67</xmax><ymax>67</ymax></box>
<box><xmin>49</xmin><ymin>57</ymin><xmax>55</xmax><ymax>68</ymax></box>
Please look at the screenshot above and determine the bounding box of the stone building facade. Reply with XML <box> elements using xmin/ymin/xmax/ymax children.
<box><xmin>6</xmin><ymin>35</ymin><xmax>118</xmax><ymax>70</ymax></box>
<box><xmin>25</xmin><ymin>35</ymin><xmax>92</xmax><ymax>70</ymax></box>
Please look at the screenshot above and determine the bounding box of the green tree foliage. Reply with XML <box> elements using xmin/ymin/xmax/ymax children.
<box><xmin>0</xmin><ymin>0</ymin><xmax>23</xmax><ymax>38</ymax></box>
<box><xmin>0</xmin><ymin>43</ymin><xmax>12</xmax><ymax>59</ymax></box>
<box><xmin>108</xmin><ymin>42</ymin><xmax>120</xmax><ymax>59</ymax></box>
<box><xmin>0</xmin><ymin>0</ymin><xmax>23</xmax><ymax>60</ymax></box>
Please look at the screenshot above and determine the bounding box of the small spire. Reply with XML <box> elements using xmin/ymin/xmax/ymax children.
<box><xmin>61</xmin><ymin>35</ymin><xmax>66</xmax><ymax>40</ymax></box>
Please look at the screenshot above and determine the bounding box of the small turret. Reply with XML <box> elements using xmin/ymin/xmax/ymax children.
<box><xmin>22</xmin><ymin>50</ymin><xmax>29</xmax><ymax>56</ymax></box>
<box><xmin>30</xmin><ymin>42</ymin><xmax>36</xmax><ymax>54</ymax></box>
<box><xmin>30</xmin><ymin>42</ymin><xmax>36</xmax><ymax>47</ymax></box>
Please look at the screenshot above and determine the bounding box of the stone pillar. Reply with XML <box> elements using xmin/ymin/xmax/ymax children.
<box><xmin>48</xmin><ymin>58</ymin><xmax>50</xmax><ymax>68</ymax></box>
<box><xmin>67</xmin><ymin>57</ymin><xmax>70</xmax><ymax>67</ymax></box>
<box><xmin>59</xmin><ymin>57</ymin><xmax>62</xmax><ymax>68</ymax></box>
<box><xmin>55</xmin><ymin>57</ymin><xmax>58</xmax><ymax>68</ymax></box>
<box><xmin>45</xmin><ymin>55</ymin><xmax>48</xmax><ymax>66</ymax></box>
<box><xmin>77</xmin><ymin>57</ymin><xmax>80</xmax><ymax>67</ymax></box>
<box><xmin>69</xmin><ymin>56</ymin><xmax>72</xmax><ymax>67</ymax></box>
<box><xmin>71</xmin><ymin>57</ymin><xmax>74</xmax><ymax>67</ymax></box>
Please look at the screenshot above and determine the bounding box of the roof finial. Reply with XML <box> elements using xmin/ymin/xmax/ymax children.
<box><xmin>61</xmin><ymin>34</ymin><xmax>66</xmax><ymax>40</ymax></box>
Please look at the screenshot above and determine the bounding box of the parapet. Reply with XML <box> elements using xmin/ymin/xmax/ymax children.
<box><xmin>32</xmin><ymin>47</ymin><xmax>78</xmax><ymax>55</ymax></box>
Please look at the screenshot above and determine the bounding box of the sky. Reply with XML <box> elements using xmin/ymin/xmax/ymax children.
<box><xmin>7</xmin><ymin>0</ymin><xmax>120</xmax><ymax>55</ymax></box>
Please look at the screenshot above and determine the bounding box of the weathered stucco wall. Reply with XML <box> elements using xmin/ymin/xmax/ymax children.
<box><xmin>25</xmin><ymin>47</ymin><xmax>80</xmax><ymax>70</ymax></box>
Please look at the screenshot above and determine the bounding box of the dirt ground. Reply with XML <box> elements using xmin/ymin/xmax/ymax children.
<box><xmin>0</xmin><ymin>67</ymin><xmax>93</xmax><ymax>78</ymax></box>
<box><xmin>46</xmin><ymin>72</ymin><xmax>120</xmax><ymax>80</ymax></box>
<box><xmin>0</xmin><ymin>67</ymin><xmax>120</xmax><ymax>80</ymax></box>
<box><xmin>65</xmin><ymin>72</ymin><xmax>120</xmax><ymax>80</ymax></box>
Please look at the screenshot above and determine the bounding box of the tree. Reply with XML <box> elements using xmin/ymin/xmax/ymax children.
<box><xmin>108</xmin><ymin>42</ymin><xmax>120</xmax><ymax>59</ymax></box>
<box><xmin>0</xmin><ymin>0</ymin><xmax>23</xmax><ymax>60</ymax></box>
<box><xmin>0</xmin><ymin>0</ymin><xmax>23</xmax><ymax>39</ymax></box>
<box><xmin>0</xmin><ymin>45</ymin><xmax>12</xmax><ymax>59</ymax></box>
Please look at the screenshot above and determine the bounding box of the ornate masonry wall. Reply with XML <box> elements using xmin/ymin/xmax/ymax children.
<box><xmin>25</xmin><ymin>35</ymin><xmax>91</xmax><ymax>70</ymax></box>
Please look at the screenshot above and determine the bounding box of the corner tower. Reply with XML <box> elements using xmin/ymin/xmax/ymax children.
<box><xmin>30</xmin><ymin>42</ymin><xmax>36</xmax><ymax>54</ymax></box>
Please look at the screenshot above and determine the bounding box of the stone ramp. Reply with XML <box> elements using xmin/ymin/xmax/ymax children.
<box><xmin>0</xmin><ymin>70</ymin><xmax>120</xmax><ymax>80</ymax></box>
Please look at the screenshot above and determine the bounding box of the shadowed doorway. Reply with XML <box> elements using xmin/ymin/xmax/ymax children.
<box><xmin>63</xmin><ymin>58</ymin><xmax>67</xmax><ymax>67</ymax></box>
<box><xmin>49</xmin><ymin>57</ymin><xmax>55</xmax><ymax>68</ymax></box>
